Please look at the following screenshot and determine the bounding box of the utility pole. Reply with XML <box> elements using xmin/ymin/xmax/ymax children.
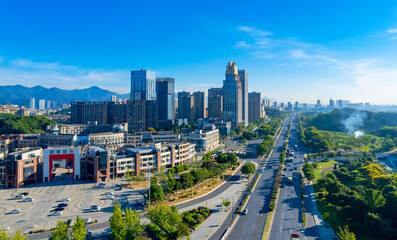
<box><xmin>148</xmin><ymin>165</ymin><xmax>151</xmax><ymax>207</ymax></box>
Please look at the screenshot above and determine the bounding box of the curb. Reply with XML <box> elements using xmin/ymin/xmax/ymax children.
<box><xmin>261</xmin><ymin>172</ymin><xmax>282</xmax><ymax>240</ymax></box>
<box><xmin>175</xmin><ymin>160</ymin><xmax>246</xmax><ymax>207</ymax></box>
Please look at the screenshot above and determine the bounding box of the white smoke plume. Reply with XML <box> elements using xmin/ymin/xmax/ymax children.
<box><xmin>342</xmin><ymin>112</ymin><xmax>367</xmax><ymax>138</ymax></box>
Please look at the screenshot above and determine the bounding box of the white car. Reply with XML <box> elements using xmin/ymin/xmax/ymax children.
<box><xmin>85</xmin><ymin>217</ymin><xmax>91</xmax><ymax>224</ymax></box>
<box><xmin>10</xmin><ymin>209</ymin><xmax>21</xmax><ymax>214</ymax></box>
<box><xmin>105</xmin><ymin>196</ymin><xmax>114</xmax><ymax>200</ymax></box>
<box><xmin>51</xmin><ymin>211</ymin><xmax>63</xmax><ymax>216</ymax></box>
<box><xmin>61</xmin><ymin>198</ymin><xmax>70</xmax><ymax>202</ymax></box>
<box><xmin>90</xmin><ymin>205</ymin><xmax>101</xmax><ymax>212</ymax></box>
<box><xmin>104</xmin><ymin>192</ymin><xmax>113</xmax><ymax>195</ymax></box>
<box><xmin>98</xmin><ymin>184</ymin><xmax>106</xmax><ymax>188</ymax></box>
<box><xmin>22</xmin><ymin>197</ymin><xmax>34</xmax><ymax>202</ymax></box>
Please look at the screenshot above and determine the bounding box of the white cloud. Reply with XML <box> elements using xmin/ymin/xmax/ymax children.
<box><xmin>0</xmin><ymin>57</ymin><xmax>129</xmax><ymax>93</ymax></box>
<box><xmin>289</xmin><ymin>49</ymin><xmax>312</xmax><ymax>59</ymax></box>
<box><xmin>238</xmin><ymin>26</ymin><xmax>272</xmax><ymax>37</ymax></box>
<box><xmin>234</xmin><ymin>41</ymin><xmax>251</xmax><ymax>48</ymax></box>
<box><xmin>387</xmin><ymin>28</ymin><xmax>397</xmax><ymax>33</ymax></box>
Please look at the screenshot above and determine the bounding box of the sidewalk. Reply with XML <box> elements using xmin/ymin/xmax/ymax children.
<box><xmin>304</xmin><ymin>179</ymin><xmax>338</xmax><ymax>240</ymax></box>
<box><xmin>177</xmin><ymin>175</ymin><xmax>248</xmax><ymax>240</ymax></box>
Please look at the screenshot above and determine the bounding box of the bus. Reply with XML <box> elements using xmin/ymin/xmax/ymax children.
<box><xmin>287</xmin><ymin>176</ymin><xmax>293</xmax><ymax>184</ymax></box>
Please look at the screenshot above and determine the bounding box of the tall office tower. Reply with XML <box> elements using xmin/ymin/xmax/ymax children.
<box><xmin>39</xmin><ymin>99</ymin><xmax>46</xmax><ymax>110</ymax></box>
<box><xmin>280</xmin><ymin>103</ymin><xmax>285</xmax><ymax>109</ymax></box>
<box><xmin>193</xmin><ymin>91</ymin><xmax>206</xmax><ymax>120</ymax></box>
<box><xmin>329</xmin><ymin>99</ymin><xmax>336</xmax><ymax>109</ymax></box>
<box><xmin>178</xmin><ymin>91</ymin><xmax>195</xmax><ymax>122</ymax></box>
<box><xmin>126</xmin><ymin>100</ymin><xmax>158</xmax><ymax>132</ymax></box>
<box><xmin>238</xmin><ymin>70</ymin><xmax>248</xmax><ymax>126</ymax></box>
<box><xmin>111</xmin><ymin>95</ymin><xmax>117</xmax><ymax>102</ymax></box>
<box><xmin>130</xmin><ymin>69</ymin><xmax>156</xmax><ymax>101</ymax></box>
<box><xmin>46</xmin><ymin>100</ymin><xmax>52</xmax><ymax>109</ymax></box>
<box><xmin>156</xmin><ymin>78</ymin><xmax>175</xmax><ymax>126</ymax></box>
<box><xmin>208</xmin><ymin>88</ymin><xmax>223</xmax><ymax>119</ymax></box>
<box><xmin>29</xmin><ymin>97</ymin><xmax>35</xmax><ymax>109</ymax></box>
<box><xmin>223</xmin><ymin>62</ymin><xmax>242</xmax><ymax>128</ymax></box>
<box><xmin>248</xmin><ymin>92</ymin><xmax>261</xmax><ymax>124</ymax></box>
<box><xmin>338</xmin><ymin>99</ymin><xmax>343</xmax><ymax>109</ymax></box>
<box><xmin>287</xmin><ymin>102</ymin><xmax>293</xmax><ymax>111</ymax></box>
<box><xmin>315</xmin><ymin>99</ymin><xmax>322</xmax><ymax>109</ymax></box>
<box><xmin>295</xmin><ymin>101</ymin><xmax>299</xmax><ymax>109</ymax></box>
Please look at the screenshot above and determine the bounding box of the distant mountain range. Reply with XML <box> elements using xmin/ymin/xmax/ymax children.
<box><xmin>0</xmin><ymin>85</ymin><xmax>129</xmax><ymax>107</ymax></box>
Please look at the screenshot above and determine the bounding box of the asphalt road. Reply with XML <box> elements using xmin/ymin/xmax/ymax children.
<box><xmin>218</xmin><ymin>117</ymin><xmax>292</xmax><ymax>240</ymax></box>
<box><xmin>269</xmin><ymin>116</ymin><xmax>320</xmax><ymax>240</ymax></box>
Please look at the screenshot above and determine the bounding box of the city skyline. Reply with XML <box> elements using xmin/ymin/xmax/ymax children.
<box><xmin>1</xmin><ymin>1</ymin><xmax>397</xmax><ymax>105</ymax></box>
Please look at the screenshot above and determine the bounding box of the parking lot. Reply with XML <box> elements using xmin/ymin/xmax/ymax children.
<box><xmin>0</xmin><ymin>178</ymin><xmax>145</xmax><ymax>234</ymax></box>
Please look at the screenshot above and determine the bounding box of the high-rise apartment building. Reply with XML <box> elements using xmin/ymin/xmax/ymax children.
<box><xmin>193</xmin><ymin>91</ymin><xmax>206</xmax><ymax>120</ymax></box>
<box><xmin>71</xmin><ymin>102</ymin><xmax>109</xmax><ymax>124</ymax></box>
<box><xmin>262</xmin><ymin>99</ymin><xmax>271</xmax><ymax>108</ymax></box>
<box><xmin>126</xmin><ymin>100</ymin><xmax>158</xmax><ymax>132</ymax></box>
<box><xmin>29</xmin><ymin>97</ymin><xmax>35</xmax><ymax>110</ymax></box>
<box><xmin>46</xmin><ymin>100</ymin><xmax>52</xmax><ymax>109</ymax></box>
<box><xmin>329</xmin><ymin>99</ymin><xmax>336</xmax><ymax>109</ymax></box>
<box><xmin>238</xmin><ymin>70</ymin><xmax>248</xmax><ymax>126</ymax></box>
<box><xmin>223</xmin><ymin>62</ymin><xmax>242</xmax><ymax>128</ymax></box>
<box><xmin>295</xmin><ymin>101</ymin><xmax>299</xmax><ymax>109</ymax></box>
<box><xmin>39</xmin><ymin>99</ymin><xmax>46</xmax><ymax>110</ymax></box>
<box><xmin>156</xmin><ymin>78</ymin><xmax>175</xmax><ymax>126</ymax></box>
<box><xmin>338</xmin><ymin>99</ymin><xmax>343</xmax><ymax>109</ymax></box>
<box><xmin>130</xmin><ymin>69</ymin><xmax>156</xmax><ymax>101</ymax></box>
<box><xmin>208</xmin><ymin>88</ymin><xmax>223</xmax><ymax>119</ymax></box>
<box><xmin>177</xmin><ymin>92</ymin><xmax>195</xmax><ymax>122</ymax></box>
<box><xmin>248</xmin><ymin>92</ymin><xmax>261</xmax><ymax>123</ymax></box>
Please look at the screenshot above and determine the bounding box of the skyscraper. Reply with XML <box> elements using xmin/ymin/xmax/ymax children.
<box><xmin>223</xmin><ymin>62</ymin><xmax>242</xmax><ymax>128</ymax></box>
<box><xmin>208</xmin><ymin>88</ymin><xmax>223</xmax><ymax>119</ymax></box>
<box><xmin>329</xmin><ymin>99</ymin><xmax>335</xmax><ymax>109</ymax></box>
<box><xmin>130</xmin><ymin>69</ymin><xmax>156</xmax><ymax>101</ymax></box>
<box><xmin>238</xmin><ymin>70</ymin><xmax>248</xmax><ymax>126</ymax></box>
<box><xmin>29</xmin><ymin>97</ymin><xmax>35</xmax><ymax>110</ymax></box>
<box><xmin>39</xmin><ymin>99</ymin><xmax>46</xmax><ymax>110</ymax></box>
<box><xmin>193</xmin><ymin>91</ymin><xmax>206</xmax><ymax>120</ymax></box>
<box><xmin>248</xmin><ymin>92</ymin><xmax>261</xmax><ymax>124</ymax></box>
<box><xmin>156</xmin><ymin>78</ymin><xmax>175</xmax><ymax>127</ymax></box>
<box><xmin>178</xmin><ymin>91</ymin><xmax>195</xmax><ymax>122</ymax></box>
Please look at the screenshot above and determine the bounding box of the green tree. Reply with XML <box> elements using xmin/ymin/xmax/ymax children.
<box><xmin>337</xmin><ymin>225</ymin><xmax>356</xmax><ymax>240</ymax></box>
<box><xmin>0</xmin><ymin>226</ymin><xmax>8</xmax><ymax>240</ymax></box>
<box><xmin>147</xmin><ymin>127</ymin><xmax>156</xmax><ymax>132</ymax></box>
<box><xmin>147</xmin><ymin>205</ymin><xmax>182</xmax><ymax>232</ymax></box>
<box><xmin>221</xmin><ymin>198</ymin><xmax>231</xmax><ymax>208</ymax></box>
<box><xmin>230</xmin><ymin>130</ymin><xmax>236</xmax><ymax>138</ymax></box>
<box><xmin>227</xmin><ymin>153</ymin><xmax>238</xmax><ymax>166</ymax></box>
<box><xmin>241</xmin><ymin>162</ymin><xmax>256</xmax><ymax>176</ymax></box>
<box><xmin>72</xmin><ymin>215</ymin><xmax>87</xmax><ymax>240</ymax></box>
<box><xmin>150</xmin><ymin>183</ymin><xmax>165</xmax><ymax>203</ymax></box>
<box><xmin>124</xmin><ymin>208</ymin><xmax>143</xmax><ymax>240</ymax></box>
<box><xmin>181</xmin><ymin>173</ymin><xmax>195</xmax><ymax>189</ymax></box>
<box><xmin>364</xmin><ymin>189</ymin><xmax>386</xmax><ymax>211</ymax></box>
<box><xmin>109</xmin><ymin>202</ymin><xmax>126</xmax><ymax>240</ymax></box>
<box><xmin>10</xmin><ymin>229</ymin><xmax>26</xmax><ymax>240</ymax></box>
<box><xmin>49</xmin><ymin>221</ymin><xmax>69</xmax><ymax>240</ymax></box>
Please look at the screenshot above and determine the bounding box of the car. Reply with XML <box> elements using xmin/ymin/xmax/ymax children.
<box><xmin>133</xmin><ymin>202</ymin><xmax>144</xmax><ymax>207</ymax></box>
<box><xmin>98</xmin><ymin>183</ymin><xmax>106</xmax><ymax>188</ymax></box>
<box><xmin>51</xmin><ymin>211</ymin><xmax>63</xmax><ymax>216</ymax></box>
<box><xmin>10</xmin><ymin>209</ymin><xmax>21</xmax><ymax>214</ymax></box>
<box><xmin>115</xmin><ymin>186</ymin><xmax>122</xmax><ymax>191</ymax></box>
<box><xmin>61</xmin><ymin>198</ymin><xmax>70</xmax><ymax>202</ymax></box>
<box><xmin>58</xmin><ymin>203</ymin><xmax>68</xmax><ymax>208</ymax></box>
<box><xmin>21</xmin><ymin>192</ymin><xmax>29</xmax><ymax>196</ymax></box>
<box><xmin>90</xmin><ymin>205</ymin><xmax>101</xmax><ymax>212</ymax></box>
<box><xmin>241</xmin><ymin>209</ymin><xmax>248</xmax><ymax>215</ymax></box>
<box><xmin>85</xmin><ymin>217</ymin><xmax>91</xmax><ymax>224</ymax></box>
<box><xmin>291</xmin><ymin>233</ymin><xmax>300</xmax><ymax>239</ymax></box>
<box><xmin>22</xmin><ymin>197</ymin><xmax>34</xmax><ymax>202</ymax></box>
<box><xmin>105</xmin><ymin>195</ymin><xmax>114</xmax><ymax>200</ymax></box>
<box><xmin>15</xmin><ymin>195</ymin><xmax>24</xmax><ymax>199</ymax></box>
<box><xmin>280</xmin><ymin>184</ymin><xmax>285</xmax><ymax>188</ymax></box>
<box><xmin>66</xmin><ymin>219</ymin><xmax>73</xmax><ymax>226</ymax></box>
<box><xmin>104</xmin><ymin>192</ymin><xmax>113</xmax><ymax>195</ymax></box>
<box><xmin>54</xmin><ymin>207</ymin><xmax>65</xmax><ymax>212</ymax></box>
<box><xmin>294</xmin><ymin>167</ymin><xmax>298</xmax><ymax>170</ymax></box>
<box><xmin>282</xmin><ymin>173</ymin><xmax>286</xmax><ymax>176</ymax></box>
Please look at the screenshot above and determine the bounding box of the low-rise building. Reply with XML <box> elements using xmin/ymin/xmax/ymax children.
<box><xmin>84</xmin><ymin>146</ymin><xmax>111</xmax><ymax>182</ymax></box>
<box><xmin>47</xmin><ymin>123</ymin><xmax>128</xmax><ymax>136</ymax></box>
<box><xmin>189</xmin><ymin>127</ymin><xmax>219</xmax><ymax>152</ymax></box>
<box><xmin>88</xmin><ymin>132</ymin><xmax>125</xmax><ymax>153</ymax></box>
<box><xmin>4</xmin><ymin>148</ymin><xmax>43</xmax><ymax>188</ymax></box>
<box><xmin>38</xmin><ymin>134</ymin><xmax>77</xmax><ymax>148</ymax></box>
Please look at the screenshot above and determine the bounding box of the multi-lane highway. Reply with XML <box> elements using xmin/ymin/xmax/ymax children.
<box><xmin>219</xmin><ymin>116</ymin><xmax>292</xmax><ymax>240</ymax></box>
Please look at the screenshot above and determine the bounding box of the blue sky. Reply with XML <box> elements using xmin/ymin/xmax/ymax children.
<box><xmin>1</xmin><ymin>0</ymin><xmax>397</xmax><ymax>104</ymax></box>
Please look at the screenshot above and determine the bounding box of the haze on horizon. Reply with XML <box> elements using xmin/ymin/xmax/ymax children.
<box><xmin>0</xmin><ymin>0</ymin><xmax>397</xmax><ymax>105</ymax></box>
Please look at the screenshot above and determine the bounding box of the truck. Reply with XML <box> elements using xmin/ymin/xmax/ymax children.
<box><xmin>288</xmin><ymin>176</ymin><xmax>293</xmax><ymax>184</ymax></box>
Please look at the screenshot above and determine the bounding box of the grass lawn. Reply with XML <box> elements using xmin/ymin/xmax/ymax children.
<box><xmin>312</xmin><ymin>159</ymin><xmax>338</xmax><ymax>183</ymax></box>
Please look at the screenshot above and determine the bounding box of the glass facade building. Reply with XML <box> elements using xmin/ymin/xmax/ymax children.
<box><xmin>130</xmin><ymin>69</ymin><xmax>156</xmax><ymax>101</ymax></box>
